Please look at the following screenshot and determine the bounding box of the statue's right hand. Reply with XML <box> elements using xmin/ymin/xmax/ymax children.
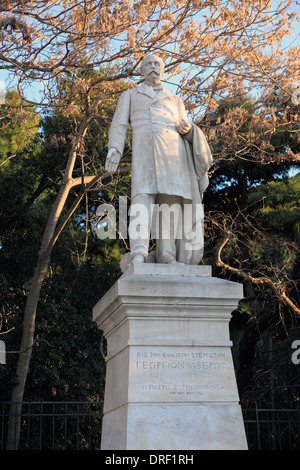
<box><xmin>105</xmin><ymin>148</ymin><xmax>121</xmax><ymax>173</ymax></box>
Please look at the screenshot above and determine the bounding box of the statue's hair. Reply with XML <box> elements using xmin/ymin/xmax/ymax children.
<box><xmin>140</xmin><ymin>54</ymin><xmax>165</xmax><ymax>75</ymax></box>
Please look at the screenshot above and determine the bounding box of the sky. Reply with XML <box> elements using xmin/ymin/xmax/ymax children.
<box><xmin>0</xmin><ymin>2</ymin><xmax>299</xmax><ymax>104</ymax></box>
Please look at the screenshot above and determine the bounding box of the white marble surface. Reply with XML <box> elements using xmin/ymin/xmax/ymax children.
<box><xmin>121</xmin><ymin>262</ymin><xmax>212</xmax><ymax>278</ymax></box>
<box><xmin>93</xmin><ymin>264</ymin><xmax>248</xmax><ymax>450</ymax></box>
<box><xmin>102</xmin><ymin>404</ymin><xmax>247</xmax><ymax>450</ymax></box>
<box><xmin>105</xmin><ymin>55</ymin><xmax>213</xmax><ymax>201</ymax></box>
<box><xmin>104</xmin><ymin>54</ymin><xmax>213</xmax><ymax>265</ymax></box>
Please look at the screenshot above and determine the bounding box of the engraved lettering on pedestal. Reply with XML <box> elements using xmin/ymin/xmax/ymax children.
<box><xmin>130</xmin><ymin>347</ymin><xmax>234</xmax><ymax>402</ymax></box>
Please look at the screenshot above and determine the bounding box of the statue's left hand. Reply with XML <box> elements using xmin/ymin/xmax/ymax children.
<box><xmin>177</xmin><ymin>118</ymin><xmax>191</xmax><ymax>135</ymax></box>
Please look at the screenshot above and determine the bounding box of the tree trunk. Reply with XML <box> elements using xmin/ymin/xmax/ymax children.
<box><xmin>6</xmin><ymin>252</ymin><xmax>51</xmax><ymax>449</ymax></box>
<box><xmin>5</xmin><ymin>115</ymin><xmax>90</xmax><ymax>450</ymax></box>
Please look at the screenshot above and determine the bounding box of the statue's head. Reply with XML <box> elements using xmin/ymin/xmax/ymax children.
<box><xmin>140</xmin><ymin>54</ymin><xmax>164</xmax><ymax>84</ymax></box>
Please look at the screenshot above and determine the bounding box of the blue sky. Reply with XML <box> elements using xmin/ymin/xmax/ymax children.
<box><xmin>0</xmin><ymin>2</ymin><xmax>299</xmax><ymax>104</ymax></box>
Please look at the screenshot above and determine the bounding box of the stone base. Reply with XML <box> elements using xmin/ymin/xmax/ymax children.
<box><xmin>93</xmin><ymin>263</ymin><xmax>248</xmax><ymax>450</ymax></box>
<box><xmin>102</xmin><ymin>403</ymin><xmax>246</xmax><ymax>450</ymax></box>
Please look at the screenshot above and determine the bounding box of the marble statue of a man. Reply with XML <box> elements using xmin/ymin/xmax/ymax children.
<box><xmin>105</xmin><ymin>54</ymin><xmax>213</xmax><ymax>265</ymax></box>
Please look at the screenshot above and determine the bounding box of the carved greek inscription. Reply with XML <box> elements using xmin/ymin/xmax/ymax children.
<box><xmin>132</xmin><ymin>348</ymin><xmax>230</xmax><ymax>399</ymax></box>
<box><xmin>141</xmin><ymin>383</ymin><xmax>225</xmax><ymax>396</ymax></box>
<box><xmin>135</xmin><ymin>360</ymin><xmax>227</xmax><ymax>370</ymax></box>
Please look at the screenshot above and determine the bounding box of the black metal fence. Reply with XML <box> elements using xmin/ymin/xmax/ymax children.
<box><xmin>0</xmin><ymin>401</ymin><xmax>103</xmax><ymax>450</ymax></box>
<box><xmin>1</xmin><ymin>401</ymin><xmax>300</xmax><ymax>450</ymax></box>
<box><xmin>242</xmin><ymin>405</ymin><xmax>300</xmax><ymax>450</ymax></box>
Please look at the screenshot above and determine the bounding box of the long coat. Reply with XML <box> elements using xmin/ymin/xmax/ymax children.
<box><xmin>108</xmin><ymin>83</ymin><xmax>213</xmax><ymax>264</ymax></box>
<box><xmin>108</xmin><ymin>83</ymin><xmax>212</xmax><ymax>200</ymax></box>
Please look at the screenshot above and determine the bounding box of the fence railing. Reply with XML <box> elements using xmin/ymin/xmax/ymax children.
<box><xmin>0</xmin><ymin>401</ymin><xmax>103</xmax><ymax>450</ymax></box>
<box><xmin>242</xmin><ymin>405</ymin><xmax>300</xmax><ymax>450</ymax></box>
<box><xmin>1</xmin><ymin>401</ymin><xmax>300</xmax><ymax>450</ymax></box>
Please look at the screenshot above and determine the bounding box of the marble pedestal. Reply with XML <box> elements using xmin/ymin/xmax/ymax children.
<box><xmin>93</xmin><ymin>264</ymin><xmax>248</xmax><ymax>450</ymax></box>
